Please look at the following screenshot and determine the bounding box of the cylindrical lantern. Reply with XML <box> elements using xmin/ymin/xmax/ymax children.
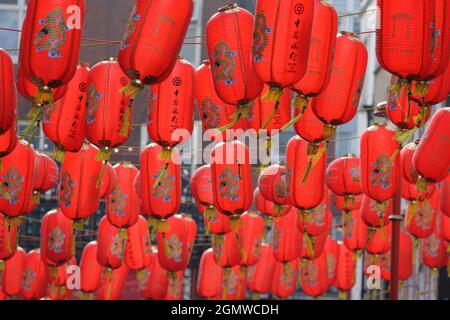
<box><xmin>21</xmin><ymin>249</ymin><xmax>47</xmax><ymax>300</ymax></box>
<box><xmin>272</xmin><ymin>208</ymin><xmax>302</xmax><ymax>263</ymax></box>
<box><xmin>300</xmin><ymin>253</ymin><xmax>330</xmax><ymax>298</ymax></box>
<box><xmin>0</xmin><ymin>247</ymin><xmax>25</xmax><ymax>297</ymax></box>
<box><xmin>125</xmin><ymin>216</ymin><xmax>153</xmax><ymax>272</ymax></box>
<box><xmin>79</xmin><ymin>241</ymin><xmax>103</xmax><ymax>298</ymax></box>
<box><xmin>99</xmin><ymin>162</ymin><xmax>117</xmax><ymax>199</ymax></box>
<box><xmin>96</xmin><ymin>216</ymin><xmax>125</xmax><ymax>270</ymax></box>
<box><xmin>271</xmin><ymin>259</ymin><xmax>298</xmax><ymax>299</ymax></box>
<box><xmin>196</xmin><ymin>248</ymin><xmax>223</xmax><ymax>299</ymax></box>
<box><xmin>247</xmin><ymin>244</ymin><xmax>277</xmax><ymax>296</ymax></box>
<box><xmin>254</xmin><ymin>187</ymin><xmax>291</xmax><ymax>218</ymax></box>
<box><xmin>326</xmin><ymin>154</ymin><xmax>362</xmax><ymax>205</ymax></box>
<box><xmin>360</xmin><ymin>195</ymin><xmax>392</xmax><ymax>229</ymax></box>
<box><xmin>323</xmin><ymin>236</ymin><xmax>339</xmax><ymax>286</ymax></box>
<box><xmin>258</xmin><ymin>163</ymin><xmax>290</xmax><ymax>207</ymax></box>
<box><xmin>138</xmin><ymin>249</ymin><xmax>169</xmax><ymax>300</ymax></box>
<box><xmin>0</xmin><ymin>49</ymin><xmax>17</xmax><ymax>134</ymax></box>
<box><xmin>239</xmin><ymin>212</ymin><xmax>264</xmax><ymax>267</ymax></box>
<box><xmin>97</xmin><ymin>264</ymin><xmax>128</xmax><ymax>300</ymax></box>
<box><xmin>342</xmin><ymin>209</ymin><xmax>368</xmax><ymax>253</ymax></box>
<box><xmin>334</xmin><ymin>242</ymin><xmax>356</xmax><ymax>298</ymax></box>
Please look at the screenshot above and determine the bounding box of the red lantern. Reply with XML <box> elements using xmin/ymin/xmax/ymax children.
<box><xmin>272</xmin><ymin>207</ymin><xmax>302</xmax><ymax>263</ymax></box>
<box><xmin>185</xmin><ymin>215</ymin><xmax>197</xmax><ymax>262</ymax></box>
<box><xmin>206</xmin><ymin>4</ymin><xmax>264</xmax><ymax>123</ymax></box>
<box><xmin>125</xmin><ymin>216</ymin><xmax>153</xmax><ymax>272</ymax></box>
<box><xmin>118</xmin><ymin>0</ymin><xmax>193</xmax><ymax>98</ymax></box>
<box><xmin>34</xmin><ymin>153</ymin><xmax>59</xmax><ymax>193</ymax></box>
<box><xmin>207</xmin><ymin>212</ymin><xmax>232</xmax><ymax>236</ymax></box>
<box><xmin>1</xmin><ymin>247</ymin><xmax>25</xmax><ymax>297</ymax></box>
<box><xmin>401</xmin><ymin>140</ymin><xmax>421</xmax><ymax>184</ymax></box>
<box><xmin>86</xmin><ymin>59</ymin><xmax>133</xmax><ymax>160</ymax></box>
<box><xmin>300</xmin><ymin>195</ymin><xmax>332</xmax><ymax>237</ymax></box>
<box><xmin>360</xmin><ymin>123</ymin><xmax>400</xmax><ymax>209</ymax></box>
<box><xmin>197</xmin><ymin>248</ymin><xmax>223</xmax><ymax>299</ymax></box>
<box><xmin>254</xmin><ymin>187</ymin><xmax>291</xmax><ymax>218</ymax></box>
<box><xmin>0</xmin><ymin>139</ymin><xmax>36</xmax><ymax>219</ymax></box>
<box><xmin>195</xmin><ymin>60</ymin><xmax>246</xmax><ymax>140</ymax></box>
<box><xmin>326</xmin><ymin>154</ymin><xmax>362</xmax><ymax>204</ymax></box>
<box><xmin>286</xmin><ymin>135</ymin><xmax>326</xmax><ymax>210</ymax></box>
<box><xmin>156</xmin><ymin>214</ymin><xmax>194</xmax><ymax>272</ymax></box>
<box><xmin>331</xmin><ymin>193</ymin><xmax>363</xmax><ymax>211</ymax></box>
<box><xmin>252</xmin><ymin>0</ymin><xmax>313</xmax><ymax>93</ymax></box>
<box><xmin>139</xmin><ymin>143</ymin><xmax>181</xmax><ymax>227</ymax></box>
<box><xmin>96</xmin><ymin>216</ymin><xmax>125</xmax><ymax>270</ymax></box>
<box><xmin>246</xmin><ymin>86</ymin><xmax>292</xmax><ymax>134</ymax></box>
<box><xmin>21</xmin><ymin>249</ymin><xmax>47</xmax><ymax>300</ymax></box>
<box><xmin>442</xmin><ymin>213</ymin><xmax>450</xmax><ymax>242</ymax></box>
<box><xmin>366</xmin><ymin>224</ymin><xmax>392</xmax><ymax>255</ymax></box>
<box><xmin>40</xmin><ymin>209</ymin><xmax>74</xmax><ymax>267</ymax></box>
<box><xmin>220</xmin><ymin>264</ymin><xmax>247</xmax><ymax>300</ymax></box>
<box><xmin>106</xmin><ymin>162</ymin><xmax>140</xmax><ymax>229</ymax></box>
<box><xmin>311</xmin><ymin>32</ymin><xmax>368</xmax><ymax>135</ymax></box>
<box><xmin>271</xmin><ymin>259</ymin><xmax>298</xmax><ymax>299</ymax></box>
<box><xmin>99</xmin><ymin>162</ymin><xmax>117</xmax><ymax>199</ymax></box>
<box><xmin>19</xmin><ymin>0</ymin><xmax>85</xmax><ymax>104</ymax></box>
<box><xmin>334</xmin><ymin>242</ymin><xmax>356</xmax><ymax>297</ymax></box>
<box><xmin>210</xmin><ymin>140</ymin><xmax>253</xmax><ymax>225</ymax></box>
<box><xmin>441</xmin><ymin>174</ymin><xmax>450</xmax><ymax>217</ymax></box>
<box><xmin>165</xmin><ymin>270</ymin><xmax>184</xmax><ymax>300</ymax></box>
<box><xmin>258</xmin><ymin>163</ymin><xmax>290</xmax><ymax>207</ymax></box>
<box><xmin>0</xmin><ymin>213</ymin><xmax>19</xmax><ymax>265</ymax></box>
<box><xmin>147</xmin><ymin>58</ymin><xmax>195</xmax><ymax>151</ymax></box>
<box><xmin>300</xmin><ymin>231</ymin><xmax>328</xmax><ymax>261</ymax></box>
<box><xmin>97</xmin><ymin>264</ymin><xmax>128</xmax><ymax>300</ymax></box>
<box><xmin>0</xmin><ymin>49</ymin><xmax>16</xmax><ymax>134</ymax></box>
<box><xmin>212</xmin><ymin>232</ymin><xmax>241</xmax><ymax>269</ymax></box>
<box><xmin>294</xmin><ymin>99</ymin><xmax>333</xmax><ymax>146</ymax></box>
<box><xmin>42</xmin><ymin>63</ymin><xmax>89</xmax><ymax>159</ymax></box>
<box><xmin>422</xmin><ymin>213</ymin><xmax>447</xmax><ymax>269</ymax></box>
<box><xmin>239</xmin><ymin>212</ymin><xmax>264</xmax><ymax>267</ymax></box>
<box><xmin>190</xmin><ymin>164</ymin><xmax>219</xmax><ymax>224</ymax></box>
<box><xmin>323</xmin><ymin>236</ymin><xmax>339</xmax><ymax>286</ymax></box>
<box><xmin>45</xmin><ymin>258</ymin><xmax>75</xmax><ymax>300</ymax></box>
<box><xmin>413</xmin><ymin>108</ymin><xmax>450</xmax><ymax>186</ymax></box>
<box><xmin>342</xmin><ymin>209</ymin><xmax>368</xmax><ymax>253</ymax></box>
<box><xmin>0</xmin><ymin>124</ymin><xmax>18</xmax><ymax>162</ymax></box>
<box><xmin>405</xmin><ymin>192</ymin><xmax>437</xmax><ymax>239</ymax></box>
<box><xmin>292</xmin><ymin>0</ymin><xmax>338</xmax><ymax>108</ymax></box>
<box><xmin>58</xmin><ymin>143</ymin><xmax>102</xmax><ymax>221</ymax></box>
<box><xmin>247</xmin><ymin>244</ymin><xmax>277</xmax><ymax>296</ymax></box>
<box><xmin>379</xmin><ymin>230</ymin><xmax>413</xmax><ymax>281</ymax></box>
<box><xmin>360</xmin><ymin>195</ymin><xmax>392</xmax><ymax>229</ymax></box>
<box><xmin>300</xmin><ymin>253</ymin><xmax>330</xmax><ymax>298</ymax></box>
<box><xmin>402</xmin><ymin>177</ymin><xmax>436</xmax><ymax>202</ymax></box>
<box><xmin>79</xmin><ymin>241</ymin><xmax>103</xmax><ymax>297</ymax></box>
<box><xmin>138</xmin><ymin>250</ymin><xmax>169</xmax><ymax>300</ymax></box>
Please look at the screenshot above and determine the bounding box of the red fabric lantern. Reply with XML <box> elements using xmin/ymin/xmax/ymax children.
<box><xmin>246</xmin><ymin>85</ymin><xmax>292</xmax><ymax>134</ymax></box>
<box><xmin>258</xmin><ymin>163</ymin><xmax>290</xmax><ymax>207</ymax></box>
<box><xmin>207</xmin><ymin>212</ymin><xmax>232</xmax><ymax>236</ymax></box>
<box><xmin>286</xmin><ymin>135</ymin><xmax>326</xmax><ymax>210</ymax></box>
<box><xmin>331</xmin><ymin>193</ymin><xmax>363</xmax><ymax>211</ymax></box>
<box><xmin>441</xmin><ymin>174</ymin><xmax>450</xmax><ymax>217</ymax></box>
<box><xmin>96</xmin><ymin>216</ymin><xmax>125</xmax><ymax>270</ymax></box>
<box><xmin>197</xmin><ymin>248</ymin><xmax>223</xmax><ymax>299</ymax></box>
<box><xmin>293</xmin><ymin>0</ymin><xmax>338</xmax><ymax>102</ymax></box>
<box><xmin>125</xmin><ymin>216</ymin><xmax>153</xmax><ymax>272</ymax></box>
<box><xmin>147</xmin><ymin>58</ymin><xmax>195</xmax><ymax>150</ymax></box>
<box><xmin>379</xmin><ymin>230</ymin><xmax>413</xmax><ymax>281</ymax></box>
<box><xmin>239</xmin><ymin>212</ymin><xmax>264</xmax><ymax>267</ymax></box>
<box><xmin>212</xmin><ymin>231</ymin><xmax>241</xmax><ymax>269</ymax></box>
<box><xmin>106</xmin><ymin>162</ymin><xmax>140</xmax><ymax>229</ymax></box>
<box><xmin>0</xmin><ymin>139</ymin><xmax>36</xmax><ymax>219</ymax></box>
<box><xmin>252</xmin><ymin>0</ymin><xmax>313</xmax><ymax>91</ymax></box>
<box><xmin>0</xmin><ymin>124</ymin><xmax>18</xmax><ymax>162</ymax></box>
<box><xmin>45</xmin><ymin>258</ymin><xmax>75</xmax><ymax>300</ymax></box>
<box><xmin>139</xmin><ymin>143</ymin><xmax>181</xmax><ymax>226</ymax></box>
<box><xmin>99</xmin><ymin>162</ymin><xmax>117</xmax><ymax>199</ymax></box>
<box><xmin>376</xmin><ymin>0</ymin><xmax>439</xmax><ymax>81</ymax></box>
<box><xmin>300</xmin><ymin>231</ymin><xmax>328</xmax><ymax>261</ymax></box>
<box><xmin>42</xmin><ymin>63</ymin><xmax>89</xmax><ymax>158</ymax></box>
<box><xmin>0</xmin><ymin>247</ymin><xmax>25</xmax><ymax>297</ymax></box>
<box><xmin>21</xmin><ymin>249</ymin><xmax>47</xmax><ymax>300</ymax></box>
<box><xmin>401</xmin><ymin>140</ymin><xmax>421</xmax><ymax>184</ymax></box>
<box><xmin>360</xmin><ymin>123</ymin><xmax>400</xmax><ymax>208</ymax></box>
<box><xmin>300</xmin><ymin>253</ymin><xmax>330</xmax><ymax>298</ymax></box>
<box><xmin>273</xmin><ymin>207</ymin><xmax>302</xmax><ymax>263</ymax></box>
<box><xmin>326</xmin><ymin>154</ymin><xmax>362</xmax><ymax>203</ymax></box>
<box><xmin>442</xmin><ymin>213</ymin><xmax>450</xmax><ymax>242</ymax></box>
<box><xmin>97</xmin><ymin>265</ymin><xmax>128</xmax><ymax>300</ymax></box>
<box><xmin>118</xmin><ymin>0</ymin><xmax>193</xmax><ymax>98</ymax></box>
<box><xmin>40</xmin><ymin>209</ymin><xmax>74</xmax><ymax>267</ymax></box>
<box><xmin>366</xmin><ymin>224</ymin><xmax>392</xmax><ymax>255</ymax></box>
<box><xmin>0</xmin><ymin>49</ymin><xmax>16</xmax><ymax>134</ymax></box>
<box><xmin>402</xmin><ymin>177</ymin><xmax>436</xmax><ymax>202</ymax></box>
<box><xmin>360</xmin><ymin>195</ymin><xmax>392</xmax><ymax>229</ymax></box>
<box><xmin>271</xmin><ymin>259</ymin><xmax>298</xmax><ymax>299</ymax></box>
<box><xmin>86</xmin><ymin>59</ymin><xmax>133</xmax><ymax>160</ymax></box>
<box><xmin>156</xmin><ymin>214</ymin><xmax>195</xmax><ymax>272</ymax></box>
<box><xmin>342</xmin><ymin>209</ymin><xmax>368</xmax><ymax>253</ymax></box>
<box><xmin>206</xmin><ymin>4</ymin><xmax>264</xmax><ymax>122</ymax></box>
<box><xmin>334</xmin><ymin>242</ymin><xmax>356</xmax><ymax>296</ymax></box>
<box><xmin>58</xmin><ymin>143</ymin><xmax>102</xmax><ymax>221</ymax></box>
<box><xmin>300</xmin><ymin>195</ymin><xmax>332</xmax><ymax>237</ymax></box>
<box><xmin>220</xmin><ymin>264</ymin><xmax>247</xmax><ymax>300</ymax></box>
<box><xmin>323</xmin><ymin>236</ymin><xmax>339</xmax><ymax>286</ymax></box>
<box><xmin>165</xmin><ymin>270</ymin><xmax>184</xmax><ymax>300</ymax></box>
<box><xmin>422</xmin><ymin>211</ymin><xmax>447</xmax><ymax>269</ymax></box>
<box><xmin>254</xmin><ymin>187</ymin><xmax>291</xmax><ymax>218</ymax></box>
<box><xmin>247</xmin><ymin>243</ymin><xmax>277</xmax><ymax>295</ymax></box>
<box><xmin>210</xmin><ymin>140</ymin><xmax>253</xmax><ymax>225</ymax></box>
<box><xmin>79</xmin><ymin>241</ymin><xmax>103</xmax><ymax>296</ymax></box>
<box><xmin>138</xmin><ymin>249</ymin><xmax>169</xmax><ymax>300</ymax></box>
<box><xmin>294</xmin><ymin>98</ymin><xmax>331</xmax><ymax>145</ymax></box>
<box><xmin>311</xmin><ymin>32</ymin><xmax>367</xmax><ymax>135</ymax></box>
<box><xmin>0</xmin><ymin>213</ymin><xmax>19</xmax><ymax>265</ymax></box>
<box><xmin>413</xmin><ymin>108</ymin><xmax>450</xmax><ymax>186</ymax></box>
<box><xmin>34</xmin><ymin>153</ymin><xmax>59</xmax><ymax>193</ymax></box>
<box><xmin>19</xmin><ymin>0</ymin><xmax>85</xmax><ymax>104</ymax></box>
<box><xmin>195</xmin><ymin>60</ymin><xmax>246</xmax><ymax>140</ymax></box>
<box><xmin>185</xmin><ymin>215</ymin><xmax>197</xmax><ymax>262</ymax></box>
<box><xmin>405</xmin><ymin>191</ymin><xmax>438</xmax><ymax>239</ymax></box>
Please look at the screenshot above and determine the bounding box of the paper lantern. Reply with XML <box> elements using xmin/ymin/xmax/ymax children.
<box><xmin>254</xmin><ymin>187</ymin><xmax>291</xmax><ymax>218</ymax></box>
<box><xmin>294</xmin><ymin>98</ymin><xmax>332</xmax><ymax>145</ymax></box>
<box><xmin>300</xmin><ymin>228</ymin><xmax>328</xmax><ymax>261</ymax></box>
<box><xmin>441</xmin><ymin>174</ymin><xmax>450</xmax><ymax>217</ymax></box>
<box><xmin>360</xmin><ymin>195</ymin><xmax>392</xmax><ymax>229</ymax></box>
<box><xmin>300</xmin><ymin>253</ymin><xmax>330</xmax><ymax>298</ymax></box>
<box><xmin>79</xmin><ymin>241</ymin><xmax>103</xmax><ymax>297</ymax></box>
<box><xmin>190</xmin><ymin>165</ymin><xmax>217</xmax><ymax>221</ymax></box>
<box><xmin>366</xmin><ymin>224</ymin><xmax>392</xmax><ymax>255</ymax></box>
<box><xmin>212</xmin><ymin>231</ymin><xmax>241</xmax><ymax>269</ymax></box>
<box><xmin>272</xmin><ymin>207</ymin><xmax>302</xmax><ymax>263</ymax></box>
<box><xmin>258</xmin><ymin>163</ymin><xmax>290</xmax><ymax>207</ymax></box>
<box><xmin>323</xmin><ymin>236</ymin><xmax>339</xmax><ymax>286</ymax></box>
<box><xmin>342</xmin><ymin>209</ymin><xmax>368</xmax><ymax>253</ymax></box>
<box><xmin>138</xmin><ymin>249</ymin><xmax>169</xmax><ymax>300</ymax></box>
<box><xmin>239</xmin><ymin>212</ymin><xmax>264</xmax><ymax>267</ymax></box>
<box><xmin>331</xmin><ymin>193</ymin><xmax>363</xmax><ymax>212</ymax></box>
<box><xmin>0</xmin><ymin>247</ymin><xmax>25</xmax><ymax>297</ymax></box>
<box><xmin>405</xmin><ymin>192</ymin><xmax>437</xmax><ymax>239</ymax></box>
<box><xmin>300</xmin><ymin>194</ymin><xmax>332</xmax><ymax>237</ymax></box>
<box><xmin>125</xmin><ymin>216</ymin><xmax>153</xmax><ymax>272</ymax></box>
<box><xmin>271</xmin><ymin>259</ymin><xmax>298</xmax><ymax>299</ymax></box>
<box><xmin>220</xmin><ymin>264</ymin><xmax>247</xmax><ymax>300</ymax></box>
<box><xmin>99</xmin><ymin>162</ymin><xmax>117</xmax><ymax>199</ymax></box>
<box><xmin>334</xmin><ymin>242</ymin><xmax>356</xmax><ymax>297</ymax></box>
<box><xmin>33</xmin><ymin>153</ymin><xmax>59</xmax><ymax>193</ymax></box>
<box><xmin>422</xmin><ymin>212</ymin><xmax>447</xmax><ymax>269</ymax></box>
<box><xmin>379</xmin><ymin>230</ymin><xmax>413</xmax><ymax>281</ymax></box>
<box><xmin>96</xmin><ymin>216</ymin><xmax>125</xmax><ymax>270</ymax></box>
<box><xmin>97</xmin><ymin>264</ymin><xmax>128</xmax><ymax>300</ymax></box>
<box><xmin>21</xmin><ymin>249</ymin><xmax>47</xmax><ymax>300</ymax></box>
<box><xmin>196</xmin><ymin>248</ymin><xmax>222</xmax><ymax>299</ymax></box>
<box><xmin>0</xmin><ymin>213</ymin><xmax>18</xmax><ymax>266</ymax></box>
<box><xmin>0</xmin><ymin>49</ymin><xmax>17</xmax><ymax>134</ymax></box>
<box><xmin>247</xmin><ymin>244</ymin><xmax>277</xmax><ymax>296</ymax></box>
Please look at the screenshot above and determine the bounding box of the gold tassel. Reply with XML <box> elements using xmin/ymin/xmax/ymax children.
<box><xmin>218</xmin><ymin>104</ymin><xmax>250</xmax><ymax>133</ymax></box>
<box><xmin>416</xmin><ymin>176</ymin><xmax>428</xmax><ymax>192</ymax></box>
<box><xmin>344</xmin><ymin>195</ymin><xmax>355</xmax><ymax>209</ymax></box>
<box><xmin>204</xmin><ymin>206</ymin><xmax>216</xmax><ymax>233</ymax></box>
<box><xmin>282</xmin><ymin>261</ymin><xmax>293</xmax><ymax>282</ymax></box>
<box><xmin>120</xmin><ymin>103</ymin><xmax>131</xmax><ymax>137</ymax></box>
<box><xmin>136</xmin><ymin>269</ymin><xmax>146</xmax><ymax>281</ymax></box>
<box><xmin>105</xmin><ymin>268</ymin><xmax>113</xmax><ymax>300</ymax></box>
<box><xmin>32</xmin><ymin>191</ymin><xmax>40</xmax><ymax>205</ymax></box>
<box><xmin>412</xmin><ymin>81</ymin><xmax>429</xmax><ymax>98</ymax></box>
<box><xmin>73</xmin><ymin>219</ymin><xmax>85</xmax><ymax>231</ymax></box>
<box><xmin>95</xmin><ymin>147</ymin><xmax>113</xmax><ymax>188</ymax></box>
<box><xmin>381</xmin><ymin>147</ymin><xmax>400</xmax><ymax>174</ymax></box>
<box><xmin>158</xmin><ymin>147</ymin><xmax>172</xmax><ymax>161</ymax></box>
<box><xmin>304</xmin><ymin>233</ymin><xmax>315</xmax><ymax>258</ymax></box>
<box><xmin>323</xmin><ymin>124</ymin><xmax>337</xmax><ymax>138</ymax></box>
<box><xmin>230</xmin><ymin>215</ymin><xmax>242</xmax><ymax>231</ymax></box>
<box><xmin>407</xmin><ymin>201</ymin><xmax>419</xmax><ymax>227</ymax></box>
<box><xmin>153</xmin><ymin>162</ymin><xmax>169</xmax><ymax>190</ymax></box>
<box><xmin>389</xmin><ymin>78</ymin><xmax>409</xmax><ymax>96</ymax></box>
<box><xmin>261</xmin><ymin>101</ymin><xmax>279</xmax><ymax>130</ymax></box>
<box><xmin>49</xmin><ymin>266</ymin><xmax>58</xmax><ymax>279</ymax></box>
<box><xmin>251</xmin><ymin>292</ymin><xmax>260</xmax><ymax>300</ymax></box>
<box><xmin>262</xmin><ymin>86</ymin><xmax>283</xmax><ymax>102</ymax></box>
<box><xmin>301</xmin><ymin>143</ymin><xmax>326</xmax><ymax>184</ymax></box>
<box><xmin>155</xmin><ymin>219</ymin><xmax>170</xmax><ymax>233</ymax></box>
<box><xmin>52</xmin><ymin>146</ymin><xmax>66</xmax><ymax>163</ymax></box>
<box><xmin>412</xmin><ymin>238</ymin><xmax>420</xmax><ymax>270</ymax></box>
<box><xmin>338</xmin><ymin>291</ymin><xmax>347</xmax><ymax>300</ymax></box>
<box><xmin>119</xmin><ymin>79</ymin><xmax>144</xmax><ymax>100</ymax></box>
<box><xmin>0</xmin><ymin>260</ymin><xmax>4</xmax><ymax>271</ymax></box>
<box><xmin>36</xmin><ymin>86</ymin><xmax>54</xmax><ymax>106</ymax></box>
<box><xmin>221</xmin><ymin>267</ymin><xmax>232</xmax><ymax>300</ymax></box>
<box><xmin>235</xmin><ymin>232</ymin><xmax>247</xmax><ymax>266</ymax></box>
<box><xmin>280</xmin><ymin>95</ymin><xmax>308</xmax><ymax>132</ymax></box>
<box><xmin>394</xmin><ymin>128</ymin><xmax>416</xmax><ymax>145</ymax></box>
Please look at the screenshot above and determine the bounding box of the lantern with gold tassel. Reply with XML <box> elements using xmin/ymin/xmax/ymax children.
<box><xmin>20</xmin><ymin>249</ymin><xmax>47</xmax><ymax>300</ymax></box>
<box><xmin>97</xmin><ymin>264</ymin><xmax>128</xmax><ymax>300</ymax></box>
<box><xmin>258</xmin><ymin>163</ymin><xmax>291</xmax><ymax>217</ymax></box>
<box><xmin>79</xmin><ymin>241</ymin><xmax>104</xmax><ymax>299</ymax></box>
<box><xmin>271</xmin><ymin>259</ymin><xmax>298</xmax><ymax>299</ymax></box>
<box><xmin>96</xmin><ymin>216</ymin><xmax>125</xmax><ymax>270</ymax></box>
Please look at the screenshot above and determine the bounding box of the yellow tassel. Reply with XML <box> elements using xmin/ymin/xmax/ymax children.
<box><xmin>119</xmin><ymin>79</ymin><xmax>144</xmax><ymax>100</ymax></box>
<box><xmin>413</xmin><ymin>106</ymin><xmax>430</xmax><ymax>129</ymax></box>
<box><xmin>120</xmin><ymin>103</ymin><xmax>131</xmax><ymax>137</ymax></box>
<box><xmin>416</xmin><ymin>176</ymin><xmax>428</xmax><ymax>192</ymax></box>
<box><xmin>36</xmin><ymin>86</ymin><xmax>54</xmax><ymax>106</ymax></box>
<box><xmin>389</xmin><ymin>78</ymin><xmax>409</xmax><ymax>96</ymax></box>
<box><xmin>280</xmin><ymin>95</ymin><xmax>308</xmax><ymax>132</ymax></box>
<box><xmin>381</xmin><ymin>147</ymin><xmax>400</xmax><ymax>174</ymax></box>
<box><xmin>412</xmin><ymin>81</ymin><xmax>429</xmax><ymax>98</ymax></box>
<box><xmin>95</xmin><ymin>147</ymin><xmax>113</xmax><ymax>187</ymax></box>
<box><xmin>273</xmin><ymin>203</ymin><xmax>285</xmax><ymax>218</ymax></box>
<box><xmin>301</xmin><ymin>159</ymin><xmax>314</xmax><ymax>185</ymax></box>
<box><xmin>262</xmin><ymin>86</ymin><xmax>283</xmax><ymax>102</ymax></box>
<box><xmin>105</xmin><ymin>268</ymin><xmax>113</xmax><ymax>300</ymax></box>
<box><xmin>23</xmin><ymin>104</ymin><xmax>43</xmax><ymax>138</ymax></box>
<box><xmin>32</xmin><ymin>191</ymin><xmax>40</xmax><ymax>205</ymax></box>
<box><xmin>407</xmin><ymin>201</ymin><xmax>419</xmax><ymax>227</ymax></box>
<box><xmin>412</xmin><ymin>238</ymin><xmax>420</xmax><ymax>269</ymax></box>
<box><xmin>221</xmin><ymin>267</ymin><xmax>232</xmax><ymax>300</ymax></box>
<box><xmin>304</xmin><ymin>233</ymin><xmax>315</xmax><ymax>258</ymax></box>
<box><xmin>252</xmin><ymin>292</ymin><xmax>260</xmax><ymax>300</ymax></box>
<box><xmin>235</xmin><ymin>232</ymin><xmax>247</xmax><ymax>266</ymax></box>
<box><xmin>49</xmin><ymin>266</ymin><xmax>58</xmax><ymax>279</ymax></box>
<box><xmin>73</xmin><ymin>219</ymin><xmax>85</xmax><ymax>231</ymax></box>
<box><xmin>153</xmin><ymin>162</ymin><xmax>169</xmax><ymax>190</ymax></box>
<box><xmin>136</xmin><ymin>269</ymin><xmax>146</xmax><ymax>281</ymax></box>
<box><xmin>155</xmin><ymin>219</ymin><xmax>170</xmax><ymax>233</ymax></box>
<box><xmin>323</xmin><ymin>124</ymin><xmax>337</xmax><ymax>138</ymax></box>
<box><xmin>0</xmin><ymin>260</ymin><xmax>4</xmax><ymax>271</ymax></box>
<box><xmin>0</xmin><ymin>158</ymin><xmax>2</xmax><ymax>171</ymax></box>
<box><xmin>394</xmin><ymin>128</ymin><xmax>417</xmax><ymax>145</ymax></box>
<box><xmin>261</xmin><ymin>101</ymin><xmax>279</xmax><ymax>130</ymax></box>
<box><xmin>344</xmin><ymin>195</ymin><xmax>355</xmax><ymax>209</ymax></box>
<box><xmin>218</xmin><ymin>104</ymin><xmax>250</xmax><ymax>133</ymax></box>
<box><xmin>338</xmin><ymin>291</ymin><xmax>347</xmax><ymax>300</ymax></box>
<box><xmin>158</xmin><ymin>147</ymin><xmax>173</xmax><ymax>161</ymax></box>
<box><xmin>282</xmin><ymin>261</ymin><xmax>293</xmax><ymax>282</ymax></box>
<box><xmin>52</xmin><ymin>146</ymin><xmax>66</xmax><ymax>163</ymax></box>
<box><xmin>230</xmin><ymin>215</ymin><xmax>242</xmax><ymax>231</ymax></box>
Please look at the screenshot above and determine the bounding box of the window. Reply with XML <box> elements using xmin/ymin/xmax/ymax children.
<box><xmin>180</xmin><ymin>0</ymin><xmax>203</xmax><ymax>67</ymax></box>
<box><xmin>0</xmin><ymin>0</ymin><xmax>27</xmax><ymax>62</ymax></box>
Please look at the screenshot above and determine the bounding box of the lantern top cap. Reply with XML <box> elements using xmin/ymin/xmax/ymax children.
<box><xmin>373</xmin><ymin>101</ymin><xmax>388</xmax><ymax>118</ymax></box>
<box><xmin>218</xmin><ymin>3</ymin><xmax>239</xmax><ymax>13</ymax></box>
